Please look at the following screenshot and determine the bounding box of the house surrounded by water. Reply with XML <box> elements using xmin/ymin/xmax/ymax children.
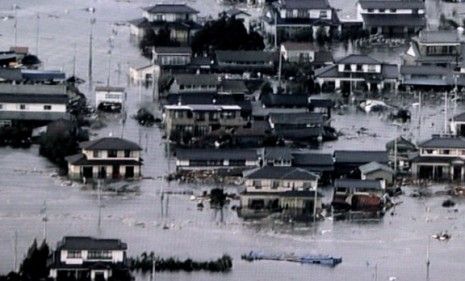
<box><xmin>65</xmin><ymin>137</ymin><xmax>142</xmax><ymax>181</ymax></box>
<box><xmin>49</xmin><ymin>236</ymin><xmax>129</xmax><ymax>281</ymax></box>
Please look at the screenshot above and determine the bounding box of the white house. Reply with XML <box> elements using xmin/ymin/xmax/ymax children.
<box><xmin>49</xmin><ymin>236</ymin><xmax>129</xmax><ymax>281</ymax></box>
<box><xmin>0</xmin><ymin>84</ymin><xmax>69</xmax><ymax>126</ymax></box>
<box><xmin>280</xmin><ymin>42</ymin><xmax>316</xmax><ymax>63</ymax></box>
<box><xmin>129</xmin><ymin>64</ymin><xmax>160</xmax><ymax>83</ymax></box>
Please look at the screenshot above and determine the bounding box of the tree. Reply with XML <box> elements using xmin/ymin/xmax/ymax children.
<box><xmin>138</xmin><ymin>27</ymin><xmax>179</xmax><ymax>58</ymax></box>
<box><xmin>20</xmin><ymin>239</ymin><xmax>50</xmax><ymax>281</ymax></box>
<box><xmin>191</xmin><ymin>17</ymin><xmax>264</xmax><ymax>55</ymax></box>
<box><xmin>316</xmin><ymin>26</ymin><xmax>328</xmax><ymax>45</ymax></box>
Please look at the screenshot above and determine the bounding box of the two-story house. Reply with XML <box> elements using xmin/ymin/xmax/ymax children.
<box><xmin>65</xmin><ymin>137</ymin><xmax>143</xmax><ymax>181</ymax></box>
<box><xmin>404</xmin><ymin>30</ymin><xmax>463</xmax><ymax>67</ymax></box>
<box><xmin>163</xmin><ymin>104</ymin><xmax>247</xmax><ymax>141</ymax></box>
<box><xmin>49</xmin><ymin>236</ymin><xmax>129</xmax><ymax>281</ymax></box>
<box><xmin>129</xmin><ymin>4</ymin><xmax>201</xmax><ymax>44</ymax></box>
<box><xmin>239</xmin><ymin>166</ymin><xmax>322</xmax><ymax>219</ymax></box>
<box><xmin>412</xmin><ymin>135</ymin><xmax>465</xmax><ymax>181</ymax></box>
<box><xmin>0</xmin><ymin>84</ymin><xmax>69</xmax><ymax>127</ymax></box>
<box><xmin>399</xmin><ymin>65</ymin><xmax>455</xmax><ymax>90</ymax></box>
<box><xmin>315</xmin><ymin>54</ymin><xmax>398</xmax><ymax>93</ymax></box>
<box><xmin>357</xmin><ymin>0</ymin><xmax>426</xmax><ymax>36</ymax></box>
<box><xmin>262</xmin><ymin>0</ymin><xmax>340</xmax><ymax>44</ymax></box>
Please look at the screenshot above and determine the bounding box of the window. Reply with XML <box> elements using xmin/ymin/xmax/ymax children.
<box><xmin>253</xmin><ymin>180</ymin><xmax>261</xmax><ymax>189</ymax></box>
<box><xmin>271</xmin><ymin>181</ymin><xmax>279</xmax><ymax>189</ymax></box>
<box><xmin>88</xmin><ymin>250</ymin><xmax>112</xmax><ymax>259</ymax></box>
<box><xmin>19</xmin><ymin>104</ymin><xmax>26</xmax><ymax>110</ymax></box>
<box><xmin>0</xmin><ymin>104</ymin><xmax>2</xmax><ymax>109</ymax></box>
<box><xmin>390</xmin><ymin>9</ymin><xmax>396</xmax><ymax>13</ymax></box>
<box><xmin>367</xmin><ymin>8</ymin><xmax>374</xmax><ymax>12</ymax></box>
<box><xmin>67</xmin><ymin>250</ymin><xmax>82</xmax><ymax>259</ymax></box>
<box><xmin>379</xmin><ymin>9</ymin><xmax>385</xmax><ymax>13</ymax></box>
<box><xmin>93</xmin><ymin>150</ymin><xmax>99</xmax><ymax>158</ymax></box>
<box><xmin>124</xmin><ymin>150</ymin><xmax>131</xmax><ymax>158</ymax></box>
<box><xmin>108</xmin><ymin>150</ymin><xmax>117</xmax><ymax>158</ymax></box>
<box><xmin>43</xmin><ymin>105</ymin><xmax>52</xmax><ymax>110</ymax></box>
<box><xmin>319</xmin><ymin>10</ymin><xmax>328</xmax><ymax>19</ymax></box>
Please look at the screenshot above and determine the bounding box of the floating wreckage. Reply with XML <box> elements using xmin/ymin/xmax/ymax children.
<box><xmin>432</xmin><ymin>231</ymin><xmax>451</xmax><ymax>241</ymax></box>
<box><xmin>241</xmin><ymin>251</ymin><xmax>342</xmax><ymax>266</ymax></box>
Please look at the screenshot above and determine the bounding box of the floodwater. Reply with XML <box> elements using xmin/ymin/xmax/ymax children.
<box><xmin>0</xmin><ymin>0</ymin><xmax>465</xmax><ymax>280</ymax></box>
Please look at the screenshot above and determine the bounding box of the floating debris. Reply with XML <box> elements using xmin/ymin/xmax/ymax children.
<box><xmin>241</xmin><ymin>251</ymin><xmax>342</xmax><ymax>267</ymax></box>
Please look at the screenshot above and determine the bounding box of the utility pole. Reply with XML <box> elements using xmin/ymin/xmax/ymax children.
<box><xmin>313</xmin><ymin>184</ymin><xmax>318</xmax><ymax>222</ymax></box>
<box><xmin>278</xmin><ymin>50</ymin><xmax>282</xmax><ymax>89</ymax></box>
<box><xmin>35</xmin><ymin>13</ymin><xmax>40</xmax><ymax>56</ymax></box>
<box><xmin>42</xmin><ymin>200</ymin><xmax>48</xmax><ymax>241</ymax></box>
<box><xmin>151</xmin><ymin>258</ymin><xmax>156</xmax><ymax>280</ymax></box>
<box><xmin>444</xmin><ymin>92</ymin><xmax>448</xmax><ymax>135</ymax></box>
<box><xmin>13</xmin><ymin>4</ymin><xmax>18</xmax><ymax>47</ymax></box>
<box><xmin>274</xmin><ymin>12</ymin><xmax>278</xmax><ymax>49</ymax></box>
<box><xmin>97</xmin><ymin>179</ymin><xmax>102</xmax><ymax>236</ymax></box>
<box><xmin>88</xmin><ymin>14</ymin><xmax>96</xmax><ymax>91</ymax></box>
<box><xmin>72</xmin><ymin>43</ymin><xmax>77</xmax><ymax>77</ymax></box>
<box><xmin>13</xmin><ymin>231</ymin><xmax>18</xmax><ymax>272</ymax></box>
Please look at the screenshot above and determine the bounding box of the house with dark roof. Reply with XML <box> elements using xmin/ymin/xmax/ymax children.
<box><xmin>280</xmin><ymin>42</ymin><xmax>333</xmax><ymax>65</ymax></box>
<box><xmin>386</xmin><ymin>136</ymin><xmax>417</xmax><ymax>171</ymax></box>
<box><xmin>411</xmin><ymin>135</ymin><xmax>465</xmax><ymax>181</ymax></box>
<box><xmin>357</xmin><ymin>0</ymin><xmax>426</xmax><ymax>36</ymax></box>
<box><xmin>214</xmin><ymin>50</ymin><xmax>277</xmax><ymax>73</ymax></box>
<box><xmin>261</xmin><ymin>146</ymin><xmax>293</xmax><ymax>166</ymax></box>
<box><xmin>403</xmin><ymin>30</ymin><xmax>463</xmax><ymax>68</ymax></box>
<box><xmin>239</xmin><ymin>166</ymin><xmax>322</xmax><ymax>219</ymax></box>
<box><xmin>334</xmin><ymin>150</ymin><xmax>389</xmax><ymax>178</ymax></box>
<box><xmin>129</xmin><ymin>4</ymin><xmax>201</xmax><ymax>43</ymax></box>
<box><xmin>315</xmin><ymin>54</ymin><xmax>398</xmax><ymax>93</ymax></box>
<box><xmin>49</xmin><ymin>236</ymin><xmax>129</xmax><ymax>281</ymax></box>
<box><xmin>292</xmin><ymin>151</ymin><xmax>334</xmax><ymax>184</ymax></box>
<box><xmin>262</xmin><ymin>0</ymin><xmax>340</xmax><ymax>44</ymax></box>
<box><xmin>332</xmin><ymin>178</ymin><xmax>385</xmax><ymax>211</ymax></box>
<box><xmin>0</xmin><ymin>84</ymin><xmax>69</xmax><ymax>127</ymax></box>
<box><xmin>399</xmin><ymin>65</ymin><xmax>455</xmax><ymax>90</ymax></box>
<box><xmin>175</xmin><ymin>148</ymin><xmax>259</xmax><ymax>170</ymax></box>
<box><xmin>65</xmin><ymin>137</ymin><xmax>142</xmax><ymax>181</ymax></box>
<box><xmin>220</xmin><ymin>8</ymin><xmax>252</xmax><ymax>33</ymax></box>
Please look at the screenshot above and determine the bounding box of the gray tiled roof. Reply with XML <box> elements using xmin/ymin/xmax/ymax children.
<box><xmin>95</xmin><ymin>86</ymin><xmax>125</xmax><ymax>92</ymax></box>
<box><xmin>280</xmin><ymin>0</ymin><xmax>331</xmax><ymax>9</ymax></box>
<box><xmin>336</xmin><ymin>54</ymin><xmax>380</xmax><ymax>65</ymax></box>
<box><xmin>292</xmin><ymin>152</ymin><xmax>334</xmax><ymax>166</ymax></box>
<box><xmin>400</xmin><ymin>65</ymin><xmax>450</xmax><ymax>76</ymax></box>
<box><xmin>359</xmin><ymin>161</ymin><xmax>393</xmax><ymax>174</ymax></box>
<box><xmin>80</xmin><ymin>137</ymin><xmax>142</xmax><ymax>151</ymax></box>
<box><xmin>264</xmin><ymin>147</ymin><xmax>293</xmax><ymax>161</ymax></box>
<box><xmin>176</xmin><ymin>148</ymin><xmax>258</xmax><ymax>161</ymax></box>
<box><xmin>57</xmin><ymin>236</ymin><xmax>127</xmax><ymax>250</ymax></box>
<box><xmin>173</xmin><ymin>74</ymin><xmax>220</xmax><ymax>87</ymax></box>
<box><xmin>0</xmin><ymin>93</ymin><xmax>68</xmax><ymax>104</ymax></box>
<box><xmin>418</xmin><ymin>135</ymin><xmax>465</xmax><ymax>149</ymax></box>
<box><xmin>215</xmin><ymin>50</ymin><xmax>276</xmax><ymax>63</ymax></box>
<box><xmin>359</xmin><ymin>0</ymin><xmax>425</xmax><ymax>10</ymax></box>
<box><xmin>334</xmin><ymin>179</ymin><xmax>383</xmax><ymax>189</ymax></box>
<box><xmin>0</xmin><ymin>111</ymin><xmax>70</xmax><ymax>121</ymax></box>
<box><xmin>334</xmin><ymin>150</ymin><xmax>388</xmax><ymax>164</ymax></box>
<box><xmin>418</xmin><ymin>30</ymin><xmax>460</xmax><ymax>44</ymax></box>
<box><xmin>143</xmin><ymin>4</ymin><xmax>199</xmax><ymax>14</ymax></box>
<box><xmin>362</xmin><ymin>14</ymin><xmax>426</xmax><ymax>28</ymax></box>
<box><xmin>454</xmin><ymin>112</ymin><xmax>465</xmax><ymax>122</ymax></box>
<box><xmin>154</xmin><ymin>46</ymin><xmax>192</xmax><ymax>54</ymax></box>
<box><xmin>245</xmin><ymin>166</ymin><xmax>319</xmax><ymax>181</ymax></box>
<box><xmin>270</xmin><ymin>112</ymin><xmax>324</xmax><ymax>125</ymax></box>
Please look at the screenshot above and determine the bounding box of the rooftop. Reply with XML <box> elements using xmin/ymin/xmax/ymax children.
<box><xmin>362</xmin><ymin>14</ymin><xmax>426</xmax><ymax>28</ymax></box>
<box><xmin>279</xmin><ymin>0</ymin><xmax>331</xmax><ymax>10</ymax></box>
<box><xmin>270</xmin><ymin>112</ymin><xmax>324</xmax><ymax>125</ymax></box>
<box><xmin>80</xmin><ymin>137</ymin><xmax>142</xmax><ymax>151</ymax></box>
<box><xmin>334</xmin><ymin>150</ymin><xmax>389</xmax><ymax>164</ymax></box>
<box><xmin>176</xmin><ymin>148</ymin><xmax>258</xmax><ymax>161</ymax></box>
<box><xmin>281</xmin><ymin>41</ymin><xmax>317</xmax><ymax>51</ymax></box>
<box><xmin>334</xmin><ymin>179</ymin><xmax>383</xmax><ymax>189</ymax></box>
<box><xmin>57</xmin><ymin>236</ymin><xmax>127</xmax><ymax>251</ymax></box>
<box><xmin>292</xmin><ymin>152</ymin><xmax>334</xmax><ymax>166</ymax></box>
<box><xmin>418</xmin><ymin>135</ymin><xmax>465</xmax><ymax>149</ymax></box>
<box><xmin>95</xmin><ymin>86</ymin><xmax>125</xmax><ymax>92</ymax></box>
<box><xmin>245</xmin><ymin>166</ymin><xmax>319</xmax><ymax>181</ymax></box>
<box><xmin>143</xmin><ymin>4</ymin><xmax>199</xmax><ymax>14</ymax></box>
<box><xmin>0</xmin><ymin>93</ymin><xmax>68</xmax><ymax>104</ymax></box>
<box><xmin>359</xmin><ymin>0</ymin><xmax>425</xmax><ymax>10</ymax></box>
<box><xmin>418</xmin><ymin>30</ymin><xmax>460</xmax><ymax>44</ymax></box>
<box><xmin>359</xmin><ymin>161</ymin><xmax>394</xmax><ymax>174</ymax></box>
<box><xmin>215</xmin><ymin>50</ymin><xmax>276</xmax><ymax>63</ymax></box>
<box><xmin>154</xmin><ymin>46</ymin><xmax>192</xmax><ymax>54</ymax></box>
<box><xmin>263</xmin><ymin>147</ymin><xmax>293</xmax><ymax>161</ymax></box>
<box><xmin>173</xmin><ymin>74</ymin><xmax>220</xmax><ymax>86</ymax></box>
<box><xmin>336</xmin><ymin>54</ymin><xmax>380</xmax><ymax>65</ymax></box>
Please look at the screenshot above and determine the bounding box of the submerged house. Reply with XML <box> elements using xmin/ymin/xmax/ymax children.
<box><xmin>269</xmin><ymin>111</ymin><xmax>325</xmax><ymax>142</ymax></box>
<box><xmin>262</xmin><ymin>0</ymin><xmax>340</xmax><ymax>44</ymax></box>
<box><xmin>65</xmin><ymin>137</ymin><xmax>142</xmax><ymax>181</ymax></box>
<box><xmin>214</xmin><ymin>50</ymin><xmax>277</xmax><ymax>73</ymax></box>
<box><xmin>0</xmin><ymin>84</ymin><xmax>69</xmax><ymax>127</ymax></box>
<box><xmin>334</xmin><ymin>150</ymin><xmax>389</xmax><ymax>178</ymax></box>
<box><xmin>175</xmin><ymin>148</ymin><xmax>259</xmax><ymax>170</ymax></box>
<box><xmin>399</xmin><ymin>65</ymin><xmax>455</xmax><ymax>91</ymax></box>
<box><xmin>411</xmin><ymin>135</ymin><xmax>465</xmax><ymax>181</ymax></box>
<box><xmin>450</xmin><ymin>112</ymin><xmax>465</xmax><ymax>137</ymax></box>
<box><xmin>315</xmin><ymin>54</ymin><xmax>398</xmax><ymax>93</ymax></box>
<box><xmin>152</xmin><ymin>46</ymin><xmax>192</xmax><ymax>67</ymax></box>
<box><xmin>403</xmin><ymin>30</ymin><xmax>462</xmax><ymax>68</ymax></box>
<box><xmin>332</xmin><ymin>179</ymin><xmax>385</xmax><ymax>211</ymax></box>
<box><xmin>49</xmin><ymin>236</ymin><xmax>129</xmax><ymax>281</ymax></box>
<box><xmin>386</xmin><ymin>136</ymin><xmax>417</xmax><ymax>172</ymax></box>
<box><xmin>129</xmin><ymin>4</ymin><xmax>201</xmax><ymax>44</ymax></box>
<box><xmin>168</xmin><ymin>74</ymin><xmax>220</xmax><ymax>94</ymax></box>
<box><xmin>359</xmin><ymin>161</ymin><xmax>394</xmax><ymax>187</ymax></box>
<box><xmin>239</xmin><ymin>166</ymin><xmax>322</xmax><ymax>219</ymax></box>
<box><xmin>357</xmin><ymin>0</ymin><xmax>426</xmax><ymax>36</ymax></box>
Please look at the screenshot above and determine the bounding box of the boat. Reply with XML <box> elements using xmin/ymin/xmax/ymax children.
<box><xmin>241</xmin><ymin>251</ymin><xmax>342</xmax><ymax>266</ymax></box>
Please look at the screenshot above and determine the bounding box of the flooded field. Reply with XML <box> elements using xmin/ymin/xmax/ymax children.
<box><xmin>1</xmin><ymin>0</ymin><xmax>465</xmax><ymax>280</ymax></box>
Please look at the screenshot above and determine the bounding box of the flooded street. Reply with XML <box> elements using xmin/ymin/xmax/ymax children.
<box><xmin>1</xmin><ymin>0</ymin><xmax>465</xmax><ymax>280</ymax></box>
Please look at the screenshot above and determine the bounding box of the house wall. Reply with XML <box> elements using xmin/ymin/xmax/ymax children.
<box><xmin>0</xmin><ymin>102</ymin><xmax>66</xmax><ymax>113</ymax></box>
<box><xmin>280</xmin><ymin>8</ymin><xmax>332</xmax><ymax>20</ymax></box>
<box><xmin>281</xmin><ymin>48</ymin><xmax>315</xmax><ymax>63</ymax></box>
<box><xmin>154</xmin><ymin>54</ymin><xmax>191</xmax><ymax>66</ymax></box>
<box><xmin>169</xmin><ymin>80</ymin><xmax>217</xmax><ymax>94</ymax></box>
<box><xmin>337</xmin><ymin>63</ymin><xmax>381</xmax><ymax>73</ymax></box>
<box><xmin>244</xmin><ymin>178</ymin><xmax>317</xmax><ymax>192</ymax></box>
<box><xmin>95</xmin><ymin>90</ymin><xmax>125</xmax><ymax>106</ymax></box>
<box><xmin>83</xmin><ymin>149</ymin><xmax>140</xmax><ymax>161</ymax></box>
<box><xmin>59</xmin><ymin>249</ymin><xmax>125</xmax><ymax>264</ymax></box>
<box><xmin>361</xmin><ymin>170</ymin><xmax>392</xmax><ymax>186</ymax></box>
<box><xmin>144</xmin><ymin>11</ymin><xmax>197</xmax><ymax>22</ymax></box>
